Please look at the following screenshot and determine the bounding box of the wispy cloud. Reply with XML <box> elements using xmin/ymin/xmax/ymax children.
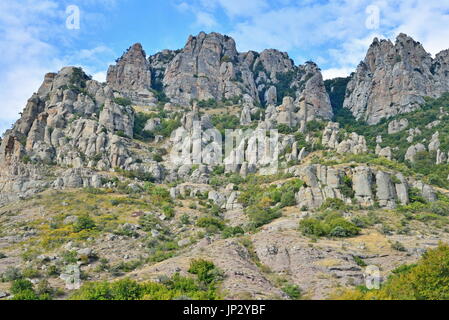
<box><xmin>175</xmin><ymin>0</ymin><xmax>449</xmax><ymax>79</ymax></box>
<box><xmin>0</xmin><ymin>0</ymin><xmax>117</xmax><ymax>135</ymax></box>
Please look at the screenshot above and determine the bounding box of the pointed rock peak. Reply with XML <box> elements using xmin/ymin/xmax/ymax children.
<box><xmin>107</xmin><ymin>43</ymin><xmax>151</xmax><ymax>92</ymax></box>
<box><xmin>131</xmin><ymin>42</ymin><xmax>143</xmax><ymax>50</ymax></box>
<box><xmin>121</xmin><ymin>42</ymin><xmax>147</xmax><ymax>60</ymax></box>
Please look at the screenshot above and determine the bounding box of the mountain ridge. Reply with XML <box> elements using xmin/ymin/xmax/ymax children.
<box><xmin>1</xmin><ymin>31</ymin><xmax>449</xmax><ymax>301</ymax></box>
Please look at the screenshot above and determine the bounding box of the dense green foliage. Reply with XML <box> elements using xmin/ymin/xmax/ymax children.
<box><xmin>339</xmin><ymin>244</ymin><xmax>449</xmax><ymax>300</ymax></box>
<box><xmin>211</xmin><ymin>114</ymin><xmax>241</xmax><ymax>136</ymax></box>
<box><xmin>275</xmin><ymin>71</ymin><xmax>298</xmax><ymax>104</ymax></box>
<box><xmin>299</xmin><ymin>211</ymin><xmax>360</xmax><ymax>238</ymax></box>
<box><xmin>239</xmin><ymin>179</ymin><xmax>304</xmax><ymax>228</ymax></box>
<box><xmin>71</xmin><ymin>260</ymin><xmax>222</xmax><ymax>300</ymax></box>
<box><xmin>324</xmin><ymin>77</ymin><xmax>353</xmax><ymax>125</ymax></box>
<box><xmin>8</xmin><ymin>279</ymin><xmax>54</xmax><ymax>300</ymax></box>
<box><xmin>133</xmin><ymin>111</ymin><xmax>181</xmax><ymax>141</ymax></box>
<box><xmin>73</xmin><ymin>215</ymin><xmax>97</xmax><ymax>233</ymax></box>
<box><xmin>335</xmin><ymin>94</ymin><xmax>449</xmax><ymax>188</ymax></box>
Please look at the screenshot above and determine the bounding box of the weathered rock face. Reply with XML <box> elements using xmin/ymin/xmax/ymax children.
<box><xmin>162</xmin><ymin>32</ymin><xmax>332</xmax><ymax>120</ymax></box>
<box><xmin>0</xmin><ymin>67</ymin><xmax>163</xmax><ymax>205</ymax></box>
<box><xmin>405</xmin><ymin>143</ymin><xmax>426</xmax><ymax>163</ymax></box>
<box><xmin>99</xmin><ymin>100</ymin><xmax>135</xmax><ymax>138</ymax></box>
<box><xmin>388</xmin><ymin>119</ymin><xmax>409</xmax><ymax>134</ymax></box>
<box><xmin>321</xmin><ymin>122</ymin><xmax>367</xmax><ymax>155</ymax></box>
<box><xmin>288</xmin><ymin>164</ymin><xmax>432</xmax><ymax>210</ymax></box>
<box><xmin>344</xmin><ymin>34</ymin><xmax>449</xmax><ymax>124</ymax></box>
<box><xmin>163</xmin><ymin>32</ymin><xmax>248</xmax><ymax>104</ymax></box>
<box><xmin>107</xmin><ymin>43</ymin><xmax>152</xmax><ymax>93</ymax></box>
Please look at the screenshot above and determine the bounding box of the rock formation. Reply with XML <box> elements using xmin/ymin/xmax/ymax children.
<box><xmin>161</xmin><ymin>32</ymin><xmax>332</xmax><ymax>120</ymax></box>
<box><xmin>344</xmin><ymin>34</ymin><xmax>449</xmax><ymax>124</ymax></box>
<box><xmin>107</xmin><ymin>43</ymin><xmax>152</xmax><ymax>93</ymax></box>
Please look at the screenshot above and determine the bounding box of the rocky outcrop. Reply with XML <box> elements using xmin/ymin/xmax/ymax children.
<box><xmin>107</xmin><ymin>43</ymin><xmax>152</xmax><ymax>93</ymax></box>
<box><xmin>99</xmin><ymin>100</ymin><xmax>135</xmax><ymax>138</ymax></box>
<box><xmin>162</xmin><ymin>32</ymin><xmax>332</xmax><ymax>120</ymax></box>
<box><xmin>405</xmin><ymin>143</ymin><xmax>426</xmax><ymax>163</ymax></box>
<box><xmin>428</xmin><ymin>132</ymin><xmax>440</xmax><ymax>152</ymax></box>
<box><xmin>287</xmin><ymin>164</ymin><xmax>430</xmax><ymax>210</ymax></box>
<box><xmin>322</xmin><ymin>122</ymin><xmax>341</xmax><ymax>149</ymax></box>
<box><xmin>375</xmin><ymin>145</ymin><xmax>393</xmax><ymax>160</ymax></box>
<box><xmin>344</xmin><ymin>34</ymin><xmax>449</xmax><ymax>124</ymax></box>
<box><xmin>0</xmin><ymin>67</ymin><xmax>160</xmax><ymax>204</ymax></box>
<box><xmin>163</xmin><ymin>32</ymin><xmax>250</xmax><ymax>104</ymax></box>
<box><xmin>321</xmin><ymin>123</ymin><xmax>367</xmax><ymax>155</ymax></box>
<box><xmin>388</xmin><ymin>119</ymin><xmax>409</xmax><ymax>134</ymax></box>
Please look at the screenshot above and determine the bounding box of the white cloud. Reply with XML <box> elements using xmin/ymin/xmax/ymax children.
<box><xmin>0</xmin><ymin>0</ymin><xmax>118</xmax><ymax>136</ymax></box>
<box><xmin>212</xmin><ymin>0</ymin><xmax>268</xmax><ymax>18</ymax></box>
<box><xmin>386</xmin><ymin>1</ymin><xmax>449</xmax><ymax>56</ymax></box>
<box><xmin>0</xmin><ymin>0</ymin><xmax>64</xmax><ymax>136</ymax></box>
<box><xmin>178</xmin><ymin>0</ymin><xmax>449</xmax><ymax>76</ymax></box>
<box><xmin>194</xmin><ymin>12</ymin><xmax>218</xmax><ymax>28</ymax></box>
<box><xmin>322</xmin><ymin>68</ymin><xmax>354</xmax><ymax>80</ymax></box>
<box><xmin>92</xmin><ymin>71</ymin><xmax>107</xmax><ymax>83</ymax></box>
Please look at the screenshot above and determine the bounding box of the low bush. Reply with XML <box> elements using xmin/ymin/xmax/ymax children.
<box><xmin>71</xmin><ymin>260</ymin><xmax>222</xmax><ymax>300</ymax></box>
<box><xmin>299</xmin><ymin>212</ymin><xmax>360</xmax><ymax>238</ymax></box>
<box><xmin>196</xmin><ymin>217</ymin><xmax>225</xmax><ymax>234</ymax></box>
<box><xmin>73</xmin><ymin>215</ymin><xmax>96</xmax><ymax>233</ymax></box>
<box><xmin>337</xmin><ymin>243</ymin><xmax>449</xmax><ymax>300</ymax></box>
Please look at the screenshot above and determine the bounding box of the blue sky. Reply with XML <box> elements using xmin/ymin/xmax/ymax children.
<box><xmin>1</xmin><ymin>0</ymin><xmax>449</xmax><ymax>135</ymax></box>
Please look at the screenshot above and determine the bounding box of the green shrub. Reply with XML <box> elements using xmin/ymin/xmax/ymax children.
<box><xmin>282</xmin><ymin>284</ymin><xmax>302</xmax><ymax>300</ymax></box>
<box><xmin>222</xmin><ymin>226</ymin><xmax>244</xmax><ymax>239</ymax></box>
<box><xmin>11</xmin><ymin>279</ymin><xmax>34</xmax><ymax>295</ymax></box>
<box><xmin>338</xmin><ymin>244</ymin><xmax>449</xmax><ymax>300</ymax></box>
<box><xmin>327</xmin><ymin>217</ymin><xmax>360</xmax><ymax>237</ymax></box>
<box><xmin>340</xmin><ymin>176</ymin><xmax>355</xmax><ymax>199</ymax></box>
<box><xmin>72</xmin><ymin>260</ymin><xmax>222</xmax><ymax>300</ymax></box>
<box><xmin>10</xmin><ymin>290</ymin><xmax>40</xmax><ymax>300</ymax></box>
<box><xmin>429</xmin><ymin>201</ymin><xmax>449</xmax><ymax>216</ymax></box>
<box><xmin>353</xmin><ymin>256</ymin><xmax>367</xmax><ymax>267</ymax></box>
<box><xmin>73</xmin><ymin>215</ymin><xmax>96</xmax><ymax>232</ymax></box>
<box><xmin>320</xmin><ymin>198</ymin><xmax>347</xmax><ymax>211</ymax></box>
<box><xmin>180</xmin><ymin>214</ymin><xmax>191</xmax><ymax>225</ymax></box>
<box><xmin>247</xmin><ymin>205</ymin><xmax>281</xmax><ymax>228</ymax></box>
<box><xmin>61</xmin><ymin>250</ymin><xmax>78</xmax><ymax>264</ymax></box>
<box><xmin>299</xmin><ymin>212</ymin><xmax>360</xmax><ymax>238</ymax></box>
<box><xmin>299</xmin><ymin>218</ymin><xmax>328</xmax><ymax>237</ymax></box>
<box><xmin>280</xmin><ymin>191</ymin><xmax>296</xmax><ymax>208</ymax></box>
<box><xmin>188</xmin><ymin>259</ymin><xmax>223</xmax><ymax>285</ymax></box>
<box><xmin>162</xmin><ymin>205</ymin><xmax>175</xmax><ymax>219</ymax></box>
<box><xmin>196</xmin><ymin>216</ymin><xmax>225</xmax><ymax>233</ymax></box>
<box><xmin>391</xmin><ymin>241</ymin><xmax>407</xmax><ymax>252</ymax></box>
<box><xmin>22</xmin><ymin>267</ymin><xmax>40</xmax><ymax>279</ymax></box>
<box><xmin>1</xmin><ymin>267</ymin><xmax>22</xmax><ymax>282</ymax></box>
<box><xmin>115</xmin><ymin>168</ymin><xmax>155</xmax><ymax>182</ymax></box>
<box><xmin>113</xmin><ymin>97</ymin><xmax>132</xmax><ymax>107</ymax></box>
<box><xmin>139</xmin><ymin>215</ymin><xmax>165</xmax><ymax>233</ymax></box>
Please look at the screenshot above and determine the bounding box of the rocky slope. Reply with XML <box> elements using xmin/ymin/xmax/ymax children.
<box><xmin>344</xmin><ymin>33</ymin><xmax>449</xmax><ymax>124</ymax></box>
<box><xmin>1</xmin><ymin>32</ymin><xmax>449</xmax><ymax>300</ymax></box>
